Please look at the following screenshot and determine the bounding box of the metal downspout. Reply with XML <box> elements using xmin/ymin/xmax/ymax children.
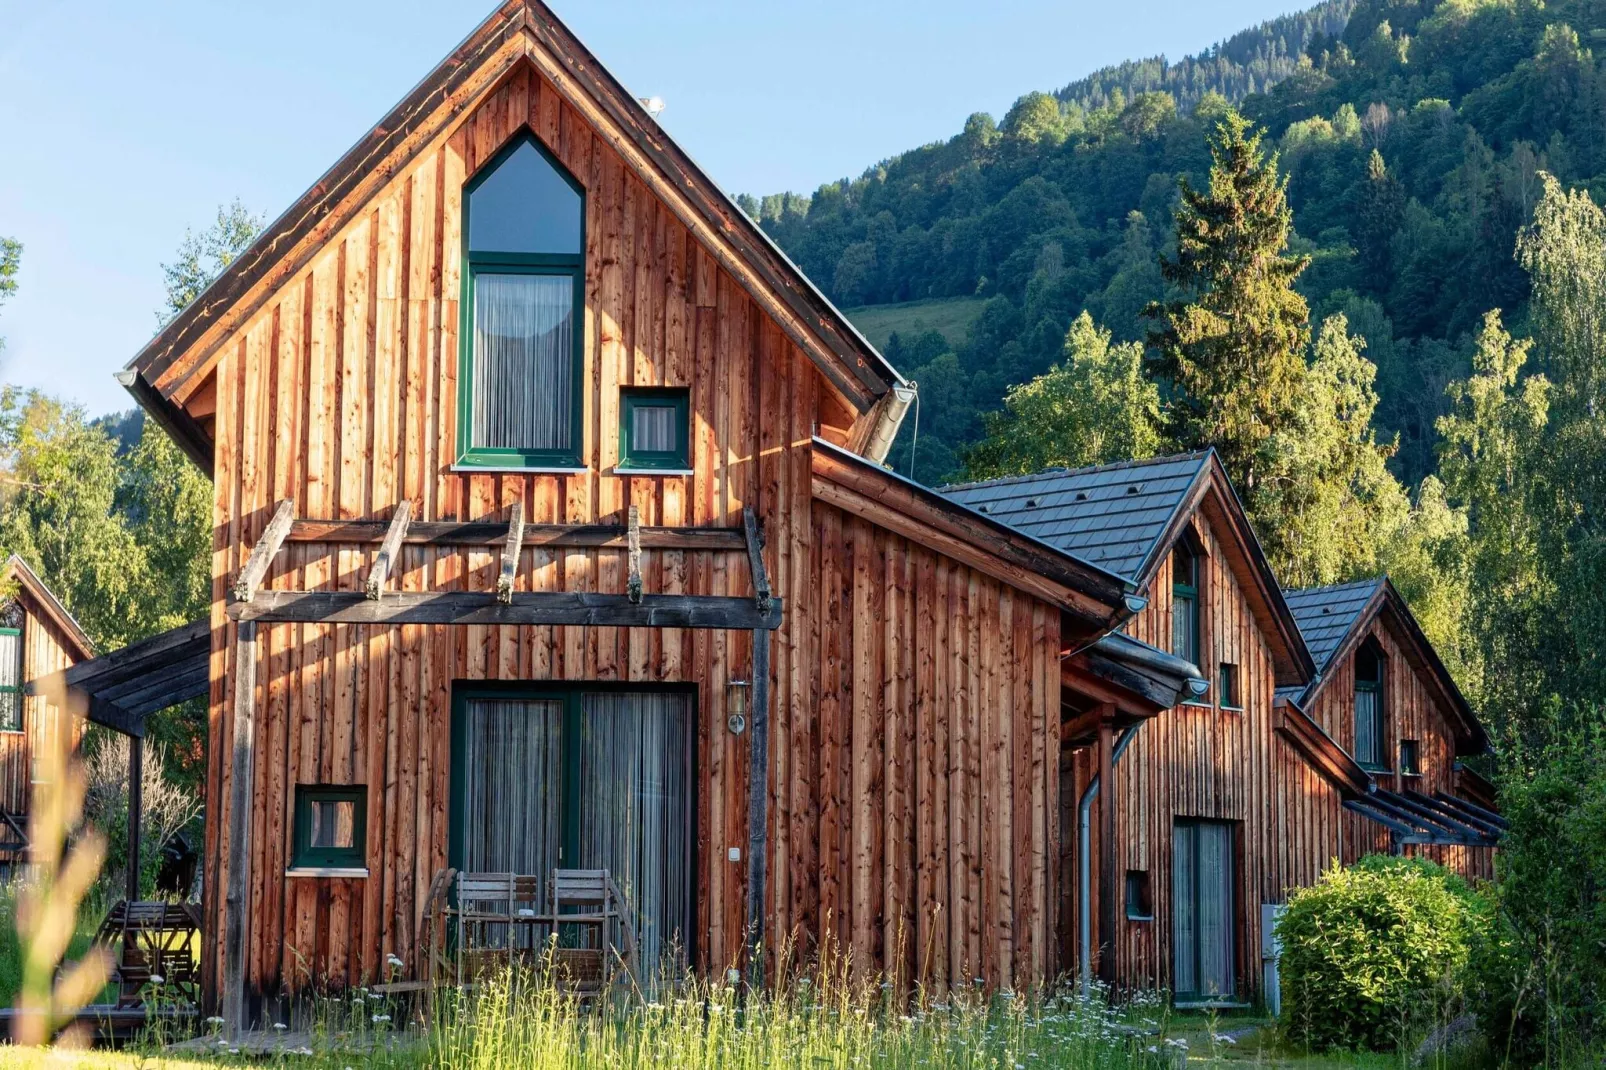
<box><xmin>1079</xmin><ymin>724</ymin><xmax>1140</xmax><ymax>997</ymax></box>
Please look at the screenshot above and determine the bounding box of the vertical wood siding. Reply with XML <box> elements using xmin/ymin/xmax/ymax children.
<box><xmin>200</xmin><ymin>62</ymin><xmax>1068</xmax><ymax>1007</ymax></box>
<box><xmin>0</xmin><ymin>599</ymin><xmax>85</xmax><ymax>816</ymax></box>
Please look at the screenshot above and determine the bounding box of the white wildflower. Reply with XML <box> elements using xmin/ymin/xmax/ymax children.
<box><xmin>150</xmin><ymin>974</ymin><xmax>165</xmax><ymax>985</ymax></box>
<box><xmin>372</xmin><ymin>1013</ymin><xmax>390</xmax><ymax>1023</ymax></box>
<box><xmin>274</xmin><ymin>1022</ymin><xmax>288</xmax><ymax>1031</ymax></box>
<box><xmin>205</xmin><ymin>1016</ymin><xmax>225</xmax><ymax>1025</ymax></box>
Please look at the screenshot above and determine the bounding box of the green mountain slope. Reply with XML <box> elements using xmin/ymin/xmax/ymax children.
<box><xmin>754</xmin><ymin>0</ymin><xmax>1606</xmax><ymax>485</ymax></box>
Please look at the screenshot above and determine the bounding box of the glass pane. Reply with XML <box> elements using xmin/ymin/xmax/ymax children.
<box><xmin>309</xmin><ymin>800</ymin><xmax>356</xmax><ymax>849</ymax></box>
<box><xmin>1172</xmin><ymin>824</ymin><xmax>1197</xmax><ymax>996</ymax></box>
<box><xmin>1198</xmin><ymin>822</ymin><xmax>1234</xmax><ymax>997</ymax></box>
<box><xmin>1354</xmin><ymin>690</ymin><xmax>1378</xmax><ymax>765</ymax></box>
<box><xmin>631</xmin><ymin>404</ymin><xmax>679</xmax><ymax>454</ymax></box>
<box><xmin>468</xmin><ymin>140</ymin><xmax>582</xmax><ymax>256</ymax></box>
<box><xmin>460</xmin><ymin>698</ymin><xmax>564</xmax><ymax>914</ymax></box>
<box><xmin>578</xmin><ymin>692</ymin><xmax>692</xmax><ymax>981</ymax></box>
<box><xmin>472</xmin><ymin>274</ymin><xmax>574</xmax><ymax>452</ymax></box>
<box><xmin>1173</xmin><ymin>595</ymin><xmax>1196</xmax><ymax>664</ymax></box>
<box><xmin>0</xmin><ymin>632</ymin><xmax>18</xmax><ymax>689</ymax></box>
<box><xmin>0</xmin><ymin>692</ymin><xmax>18</xmax><ymax>732</ymax></box>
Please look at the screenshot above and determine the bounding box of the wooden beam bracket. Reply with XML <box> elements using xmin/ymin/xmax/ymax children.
<box><xmin>626</xmin><ymin>506</ymin><xmax>644</xmax><ymax>604</ymax></box>
<box><xmin>365</xmin><ymin>500</ymin><xmax>413</xmax><ymax>601</ymax></box>
<box><xmin>496</xmin><ymin>502</ymin><xmax>524</xmax><ymax>605</ymax></box>
<box><xmin>230</xmin><ymin>499</ymin><xmax>295</xmax><ymax>603</ymax></box>
<box><xmin>742</xmin><ymin>508</ymin><xmax>772</xmax><ymax>613</ymax></box>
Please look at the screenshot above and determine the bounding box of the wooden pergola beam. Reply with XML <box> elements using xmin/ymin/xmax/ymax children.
<box><xmin>364</xmin><ymin>500</ymin><xmax>413</xmax><ymax>600</ymax></box>
<box><xmin>626</xmin><ymin>506</ymin><xmax>643</xmax><ymax>604</ymax></box>
<box><xmin>496</xmin><ymin>502</ymin><xmax>524</xmax><ymax>605</ymax></box>
<box><xmin>742</xmin><ymin>508</ymin><xmax>771</xmax><ymax>613</ymax></box>
<box><xmin>230</xmin><ymin>500</ymin><xmax>295</xmax><ymax>603</ymax></box>
<box><xmin>287</xmin><ymin>519</ymin><xmax>747</xmax><ymax>551</ymax></box>
<box><xmin>228</xmin><ymin>590</ymin><xmax>785</xmax><ymax>630</ymax></box>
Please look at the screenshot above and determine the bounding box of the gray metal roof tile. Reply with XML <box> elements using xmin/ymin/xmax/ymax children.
<box><xmin>1282</xmin><ymin>578</ymin><xmax>1384</xmax><ymax>674</ymax></box>
<box><xmin>938</xmin><ymin>453</ymin><xmax>1212</xmax><ymax>581</ymax></box>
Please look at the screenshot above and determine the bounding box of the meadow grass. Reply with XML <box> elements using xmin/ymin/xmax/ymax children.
<box><xmin>843</xmin><ymin>295</ymin><xmax>988</xmax><ymax>352</ymax></box>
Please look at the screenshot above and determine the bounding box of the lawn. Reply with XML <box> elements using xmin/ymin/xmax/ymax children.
<box><xmin>844</xmin><ymin>296</ymin><xmax>988</xmax><ymax>353</ymax></box>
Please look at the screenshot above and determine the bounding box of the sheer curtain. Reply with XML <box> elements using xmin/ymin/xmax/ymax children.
<box><xmin>460</xmin><ymin>697</ymin><xmax>564</xmax><ymax>920</ymax></box>
<box><xmin>472</xmin><ymin>273</ymin><xmax>574</xmax><ymax>452</ymax></box>
<box><xmin>1354</xmin><ymin>689</ymin><xmax>1379</xmax><ymax>766</ymax></box>
<box><xmin>1173</xmin><ymin>821</ymin><xmax>1235</xmax><ymax>999</ymax></box>
<box><xmin>578</xmin><ymin>692</ymin><xmax>691</xmax><ymax>978</ymax></box>
<box><xmin>1172</xmin><ymin>823</ymin><xmax>1197</xmax><ymax>997</ymax></box>
<box><xmin>631</xmin><ymin>404</ymin><xmax>678</xmax><ymax>453</ymax></box>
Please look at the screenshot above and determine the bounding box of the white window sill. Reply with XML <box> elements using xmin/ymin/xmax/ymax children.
<box><xmin>613</xmin><ymin>467</ymin><xmax>694</xmax><ymax>477</ymax></box>
<box><xmin>1221</xmin><ymin>704</ymin><xmax>1245</xmax><ymax>713</ymax></box>
<box><xmin>1180</xmin><ymin>700</ymin><xmax>1213</xmax><ymax>709</ymax></box>
<box><xmin>449</xmin><ymin>464</ymin><xmax>589</xmax><ymax>475</ymax></box>
<box><xmin>285</xmin><ymin>866</ymin><xmax>369</xmax><ymax>879</ymax></box>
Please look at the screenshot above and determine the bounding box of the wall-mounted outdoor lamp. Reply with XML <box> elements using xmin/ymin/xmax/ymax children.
<box><xmin>727</xmin><ymin>679</ymin><xmax>750</xmax><ymax>735</ymax></box>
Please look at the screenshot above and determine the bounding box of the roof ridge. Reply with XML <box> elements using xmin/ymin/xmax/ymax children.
<box><xmin>937</xmin><ymin>449</ymin><xmax>1213</xmax><ymax>494</ymax></box>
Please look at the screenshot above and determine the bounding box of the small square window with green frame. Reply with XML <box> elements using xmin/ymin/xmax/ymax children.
<box><xmin>619</xmin><ymin>388</ymin><xmax>691</xmax><ymax>471</ymax></box>
<box><xmin>292</xmin><ymin>785</ymin><xmax>367</xmax><ymax>871</ymax></box>
<box><xmin>0</xmin><ymin>625</ymin><xmax>21</xmax><ymax>733</ymax></box>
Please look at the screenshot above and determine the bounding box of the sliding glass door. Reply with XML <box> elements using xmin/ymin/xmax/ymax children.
<box><xmin>453</xmin><ymin>686</ymin><xmax>694</xmax><ymax>973</ymax></box>
<box><xmin>1173</xmin><ymin>819</ymin><xmax>1236</xmax><ymax>1001</ymax></box>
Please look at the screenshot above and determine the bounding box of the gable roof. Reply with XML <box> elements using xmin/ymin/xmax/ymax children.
<box><xmin>941</xmin><ymin>451</ymin><xmax>1315</xmax><ymax>686</ymax></box>
<box><xmin>2</xmin><ymin>555</ymin><xmax>95</xmax><ymax>661</ymax></box>
<box><xmin>1283</xmin><ymin>575</ymin><xmax>1490</xmax><ymax>756</ymax></box>
<box><xmin>1284</xmin><ymin>578</ymin><xmax>1385</xmax><ymax>674</ymax></box>
<box><xmin>119</xmin><ymin>0</ymin><xmax>904</xmax><ymax>474</ymax></box>
<box><xmin>940</xmin><ymin>452</ymin><xmax>1212</xmax><ymax>582</ymax></box>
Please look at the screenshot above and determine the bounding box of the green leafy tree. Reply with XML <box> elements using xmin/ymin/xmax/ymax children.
<box><xmin>1146</xmin><ymin>110</ymin><xmax>1311</xmax><ymax>500</ymax></box>
<box><xmin>961</xmin><ymin>311</ymin><xmax>1165</xmax><ymax>478</ymax></box>
<box><xmin>159</xmin><ymin>199</ymin><xmax>262</xmax><ymax>321</ymax></box>
<box><xmin>0</xmin><ymin>238</ymin><xmax>19</xmax><ymax>356</ymax></box>
<box><xmin>1357</xmin><ymin>150</ymin><xmax>1404</xmax><ymax>290</ymax></box>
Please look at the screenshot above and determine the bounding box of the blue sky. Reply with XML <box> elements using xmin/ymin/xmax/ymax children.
<box><xmin>0</xmin><ymin>0</ymin><xmax>1304</xmax><ymax>417</ymax></box>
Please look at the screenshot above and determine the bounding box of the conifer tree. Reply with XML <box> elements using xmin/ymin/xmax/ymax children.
<box><xmin>1146</xmin><ymin>110</ymin><xmax>1311</xmax><ymax>499</ymax></box>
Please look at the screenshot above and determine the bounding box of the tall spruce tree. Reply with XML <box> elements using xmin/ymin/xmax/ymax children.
<box><xmin>1146</xmin><ymin>110</ymin><xmax>1311</xmax><ymax>500</ymax></box>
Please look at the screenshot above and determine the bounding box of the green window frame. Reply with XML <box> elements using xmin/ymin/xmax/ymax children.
<box><xmin>1399</xmin><ymin>739</ymin><xmax>1421</xmax><ymax>777</ymax></box>
<box><xmin>1125</xmin><ymin>869</ymin><xmax>1153</xmax><ymax>921</ymax></box>
<box><xmin>0</xmin><ymin>626</ymin><xmax>21</xmax><ymax>733</ymax></box>
<box><xmin>292</xmin><ymin>785</ymin><xmax>367</xmax><ymax>870</ymax></box>
<box><xmin>1172</xmin><ymin>545</ymin><xmax>1202</xmax><ymax>693</ymax></box>
<box><xmin>1218</xmin><ymin>662</ymin><xmax>1241</xmax><ymax>710</ymax></box>
<box><xmin>1353</xmin><ymin>645</ymin><xmax>1386</xmax><ymax>770</ymax></box>
<box><xmin>619</xmin><ymin>388</ymin><xmax>690</xmax><ymax>471</ymax></box>
<box><xmin>456</xmin><ymin>131</ymin><xmax>587</xmax><ymax>470</ymax></box>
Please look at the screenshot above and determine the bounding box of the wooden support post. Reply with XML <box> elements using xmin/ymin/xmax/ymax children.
<box><xmin>1097</xmin><ymin>712</ymin><xmax>1117</xmax><ymax>988</ymax></box>
<box><xmin>745</xmin><ymin>626</ymin><xmax>771</xmax><ymax>988</ymax></box>
<box><xmin>364</xmin><ymin>500</ymin><xmax>413</xmax><ymax>600</ymax></box>
<box><xmin>231</xmin><ymin>500</ymin><xmax>295</xmax><ymax>603</ymax></box>
<box><xmin>126</xmin><ymin>734</ymin><xmax>143</xmax><ymax>904</ymax></box>
<box><xmin>222</xmin><ymin>622</ymin><xmax>258</xmax><ymax>1038</ymax></box>
<box><xmin>497</xmin><ymin>501</ymin><xmax>524</xmax><ymax>605</ymax></box>
<box><xmin>742</xmin><ymin>508</ymin><xmax>772</xmax><ymax>612</ymax></box>
<box><xmin>626</xmin><ymin>506</ymin><xmax>643</xmax><ymax>604</ymax></box>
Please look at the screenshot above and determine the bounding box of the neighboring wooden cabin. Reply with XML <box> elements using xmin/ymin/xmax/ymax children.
<box><xmin>117</xmin><ymin>0</ymin><xmax>1189</xmax><ymax>1025</ymax></box>
<box><xmin>0</xmin><ymin>555</ymin><xmax>95</xmax><ymax>861</ymax></box>
<box><xmin>943</xmin><ymin>454</ymin><xmax>1498</xmax><ymax>1005</ymax></box>
<box><xmin>1281</xmin><ymin>579</ymin><xmax>1498</xmax><ymax>880</ymax></box>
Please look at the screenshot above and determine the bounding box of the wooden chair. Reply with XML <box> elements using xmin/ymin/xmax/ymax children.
<box><xmin>547</xmin><ymin>869</ymin><xmax>640</xmax><ymax>993</ymax></box>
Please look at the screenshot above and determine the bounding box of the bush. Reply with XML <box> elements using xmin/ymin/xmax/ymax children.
<box><xmin>1472</xmin><ymin>730</ymin><xmax>1606</xmax><ymax>1065</ymax></box>
<box><xmin>1277</xmin><ymin>855</ymin><xmax>1490</xmax><ymax>1052</ymax></box>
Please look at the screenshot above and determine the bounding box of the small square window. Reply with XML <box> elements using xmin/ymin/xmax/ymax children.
<box><xmin>293</xmin><ymin>786</ymin><xmax>366</xmax><ymax>870</ymax></box>
<box><xmin>1400</xmin><ymin>739</ymin><xmax>1421</xmax><ymax>776</ymax></box>
<box><xmin>1218</xmin><ymin>663</ymin><xmax>1240</xmax><ymax>709</ymax></box>
<box><xmin>1125</xmin><ymin>869</ymin><xmax>1153</xmax><ymax>920</ymax></box>
<box><xmin>619</xmin><ymin>388</ymin><xmax>690</xmax><ymax>471</ymax></box>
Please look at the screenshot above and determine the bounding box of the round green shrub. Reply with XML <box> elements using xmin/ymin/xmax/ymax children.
<box><xmin>1276</xmin><ymin>854</ymin><xmax>1490</xmax><ymax>1052</ymax></box>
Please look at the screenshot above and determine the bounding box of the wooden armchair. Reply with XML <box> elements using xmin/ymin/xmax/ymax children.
<box><xmin>547</xmin><ymin>869</ymin><xmax>640</xmax><ymax>993</ymax></box>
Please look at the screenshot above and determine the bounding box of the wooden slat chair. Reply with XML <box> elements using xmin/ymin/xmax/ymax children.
<box><xmin>454</xmin><ymin>872</ymin><xmax>519</xmax><ymax>985</ymax></box>
<box><xmin>547</xmin><ymin>869</ymin><xmax>640</xmax><ymax>994</ymax></box>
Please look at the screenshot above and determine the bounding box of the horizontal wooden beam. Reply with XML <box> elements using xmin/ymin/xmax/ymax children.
<box><xmin>228</xmin><ymin>590</ymin><xmax>785</xmax><ymax>630</ymax></box>
<box><xmin>288</xmin><ymin>519</ymin><xmax>746</xmax><ymax>551</ymax></box>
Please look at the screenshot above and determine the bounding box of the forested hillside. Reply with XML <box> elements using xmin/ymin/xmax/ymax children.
<box><xmin>748</xmin><ymin>0</ymin><xmax>1606</xmax><ymax>485</ymax></box>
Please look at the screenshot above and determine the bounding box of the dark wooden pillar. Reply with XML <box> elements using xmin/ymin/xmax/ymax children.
<box><xmin>126</xmin><ymin>734</ymin><xmax>144</xmax><ymax>903</ymax></box>
<box><xmin>745</xmin><ymin>626</ymin><xmax>771</xmax><ymax>988</ymax></box>
<box><xmin>222</xmin><ymin>621</ymin><xmax>257</xmax><ymax>1037</ymax></box>
<box><xmin>1097</xmin><ymin>712</ymin><xmax>1117</xmax><ymax>987</ymax></box>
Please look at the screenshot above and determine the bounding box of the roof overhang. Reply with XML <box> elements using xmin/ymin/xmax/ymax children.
<box><xmin>2</xmin><ymin>555</ymin><xmax>95</xmax><ymax>661</ymax></box>
<box><xmin>25</xmin><ymin>619</ymin><xmax>210</xmax><ymax>738</ymax></box>
<box><xmin>121</xmin><ymin>0</ymin><xmax>904</xmax><ymax>470</ymax></box>
<box><xmin>810</xmin><ymin>438</ymin><xmax>1134</xmax><ymax>637</ymax></box>
<box><xmin>1062</xmin><ymin>631</ymin><xmax>1209</xmax><ymax>740</ymax></box>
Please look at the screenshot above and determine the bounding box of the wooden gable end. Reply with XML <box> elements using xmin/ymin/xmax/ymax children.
<box><xmin>126</xmin><ymin>1</ymin><xmax>900</xmax><ymax>474</ymax></box>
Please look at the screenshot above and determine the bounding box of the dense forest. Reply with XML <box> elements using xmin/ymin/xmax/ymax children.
<box><xmin>745</xmin><ymin>0</ymin><xmax>1606</xmax><ymax>487</ymax></box>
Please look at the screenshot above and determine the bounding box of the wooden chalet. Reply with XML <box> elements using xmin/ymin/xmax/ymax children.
<box><xmin>0</xmin><ymin>555</ymin><xmax>95</xmax><ymax>870</ymax></box>
<box><xmin>105</xmin><ymin>0</ymin><xmax>1495</xmax><ymax>1024</ymax></box>
<box><xmin>942</xmin><ymin>453</ymin><xmax>1499</xmax><ymax>1005</ymax></box>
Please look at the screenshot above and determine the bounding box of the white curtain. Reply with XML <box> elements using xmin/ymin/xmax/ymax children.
<box><xmin>0</xmin><ymin>629</ymin><xmax>19</xmax><ymax>731</ymax></box>
<box><xmin>1173</xmin><ymin>821</ymin><xmax>1234</xmax><ymax>998</ymax></box>
<box><xmin>1354</xmin><ymin>689</ymin><xmax>1379</xmax><ymax>766</ymax></box>
<box><xmin>578</xmin><ymin>692</ymin><xmax>691</xmax><ymax>978</ymax></box>
<box><xmin>472</xmin><ymin>273</ymin><xmax>574</xmax><ymax>452</ymax></box>
<box><xmin>460</xmin><ymin>697</ymin><xmax>564</xmax><ymax>915</ymax></box>
<box><xmin>631</xmin><ymin>404</ymin><xmax>678</xmax><ymax>454</ymax></box>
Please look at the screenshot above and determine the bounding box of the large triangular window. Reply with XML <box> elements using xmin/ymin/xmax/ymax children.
<box><xmin>457</xmin><ymin>133</ymin><xmax>586</xmax><ymax>469</ymax></box>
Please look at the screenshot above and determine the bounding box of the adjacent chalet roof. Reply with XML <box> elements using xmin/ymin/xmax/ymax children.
<box><xmin>941</xmin><ymin>451</ymin><xmax>1314</xmax><ymax>686</ymax></box>
<box><xmin>119</xmin><ymin>0</ymin><xmax>905</xmax><ymax>473</ymax></box>
<box><xmin>2</xmin><ymin>555</ymin><xmax>95</xmax><ymax>661</ymax></box>
<box><xmin>941</xmin><ymin>453</ymin><xmax>1211</xmax><ymax>581</ymax></box>
<box><xmin>1283</xmin><ymin>576</ymin><xmax>1490</xmax><ymax>756</ymax></box>
<box><xmin>27</xmin><ymin>619</ymin><xmax>210</xmax><ymax>739</ymax></box>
